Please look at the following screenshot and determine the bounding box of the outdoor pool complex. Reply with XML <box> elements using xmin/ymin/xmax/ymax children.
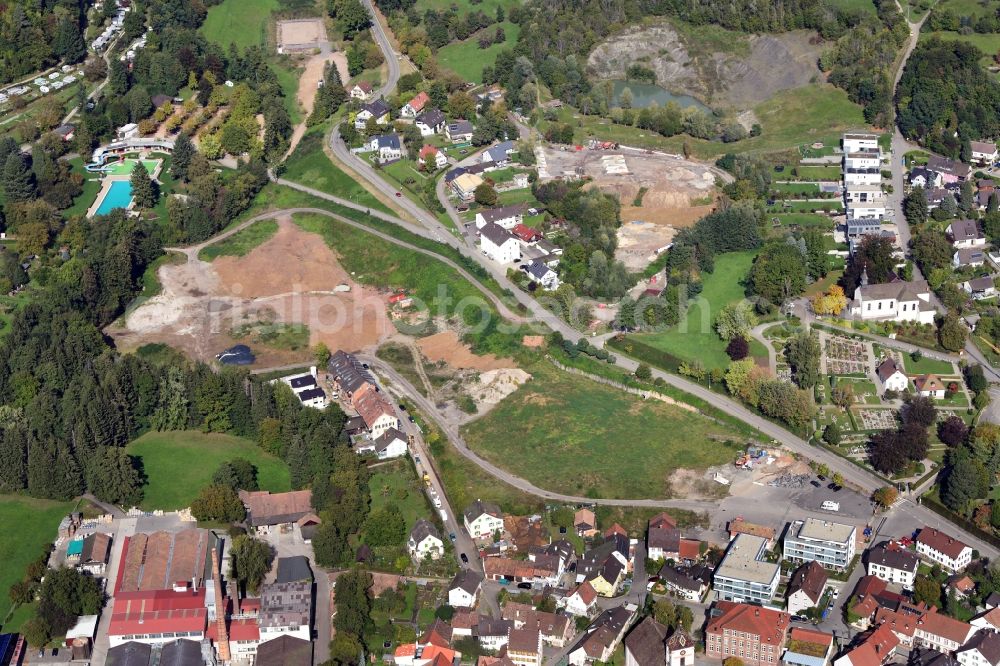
<box><xmin>95</xmin><ymin>181</ymin><xmax>133</xmax><ymax>216</ymax></box>
<box><xmin>104</xmin><ymin>158</ymin><xmax>159</xmax><ymax>176</ymax></box>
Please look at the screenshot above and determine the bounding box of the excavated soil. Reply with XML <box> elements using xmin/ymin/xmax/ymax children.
<box><xmin>416</xmin><ymin>331</ymin><xmax>512</xmax><ymax>371</ymax></box>
<box><xmin>113</xmin><ymin>217</ymin><xmax>393</xmax><ymax>365</ymax></box>
<box><xmin>587</xmin><ymin>20</ymin><xmax>824</xmax><ymax>109</ymax></box>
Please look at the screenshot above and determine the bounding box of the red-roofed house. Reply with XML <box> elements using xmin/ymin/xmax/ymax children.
<box><xmin>705</xmin><ymin>602</ymin><xmax>790</xmax><ymax>666</ymax></box>
<box><xmin>916</xmin><ymin>527</ymin><xmax>973</xmax><ymax>571</ymax></box>
<box><xmin>915</xmin><ymin>608</ymin><xmax>975</xmax><ymax>653</ymax></box>
<box><xmin>563</xmin><ymin>581</ymin><xmax>598</xmax><ymax>617</ymax></box>
<box><xmin>208</xmin><ymin>618</ymin><xmax>260</xmax><ymax>661</ymax></box>
<box><xmin>678</xmin><ymin>539</ymin><xmax>701</xmax><ymax>563</ymax></box>
<box><xmin>418</xmin><ymin>145</ymin><xmax>447</xmax><ymax>170</ymax></box>
<box><xmin>785</xmin><ymin>628</ymin><xmax>834</xmax><ymax>666</ymax></box>
<box><xmin>833</xmin><ymin>624</ymin><xmax>899</xmax><ymax>666</ymax></box>
<box><xmin>512</xmin><ymin>224</ymin><xmax>543</xmax><ymax>244</ymax></box>
<box><xmin>402</xmin><ymin>92</ymin><xmax>430</xmax><ymax>117</ymax></box>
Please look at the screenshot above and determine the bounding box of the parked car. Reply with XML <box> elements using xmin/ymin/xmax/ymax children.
<box><xmin>449</xmin><ymin>532</ymin><xmax>456</xmax><ymax>541</ymax></box>
<box><xmin>810</xmin><ymin>480</ymin><xmax>821</xmax><ymax>487</ymax></box>
<box><xmin>460</xmin><ymin>553</ymin><xmax>469</xmax><ymax>564</ymax></box>
<box><xmin>517</xmin><ymin>582</ymin><xmax>532</xmax><ymax>590</ymax></box>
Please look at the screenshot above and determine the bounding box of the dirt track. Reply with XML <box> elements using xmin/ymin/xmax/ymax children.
<box><xmin>113</xmin><ymin>216</ymin><xmax>393</xmax><ymax>364</ymax></box>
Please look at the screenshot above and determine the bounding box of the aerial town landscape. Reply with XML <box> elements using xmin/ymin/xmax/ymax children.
<box><xmin>10</xmin><ymin>0</ymin><xmax>1000</xmax><ymax>665</ymax></box>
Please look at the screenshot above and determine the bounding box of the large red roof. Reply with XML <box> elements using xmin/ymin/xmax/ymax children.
<box><xmin>706</xmin><ymin>602</ymin><xmax>790</xmax><ymax>646</ymax></box>
<box><xmin>109</xmin><ymin>607</ymin><xmax>207</xmax><ymax>636</ymax></box>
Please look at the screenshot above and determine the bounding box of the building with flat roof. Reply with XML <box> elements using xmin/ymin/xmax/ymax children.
<box><xmin>713</xmin><ymin>534</ymin><xmax>780</xmax><ymax>604</ymax></box>
<box><xmin>259</xmin><ymin>580</ymin><xmax>311</xmax><ymax>643</ymax></box>
<box><xmin>784</xmin><ymin>519</ymin><xmax>857</xmax><ymax>571</ymax></box>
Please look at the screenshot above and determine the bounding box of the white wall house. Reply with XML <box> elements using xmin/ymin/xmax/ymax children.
<box><xmin>876</xmin><ymin>358</ymin><xmax>908</xmax><ymax>393</ymax></box>
<box><xmin>847</xmin><ymin>204</ymin><xmax>887</xmax><ymax>221</ymax></box>
<box><xmin>463</xmin><ymin>499</ymin><xmax>504</xmax><ymax>539</ymax></box>
<box><xmin>971</xmin><ymin>141</ymin><xmax>998</xmax><ymax>165</ymax></box>
<box><xmin>479</xmin><ymin>223</ymin><xmax>521</xmax><ymax>264</ymax></box>
<box><xmin>408</xmin><ymin>519</ymin><xmax>444</xmax><ymax>560</ymax></box>
<box><xmin>448</xmin><ymin>571</ymin><xmax>483</xmax><ymax>608</ymax></box>
<box><xmin>843</xmin><ymin>133</ymin><xmax>879</xmax><ymax>154</ymax></box>
<box><xmin>866</xmin><ymin>542</ymin><xmax>918</xmax><ymax>590</ymax></box>
<box><xmin>916</xmin><ymin>527</ymin><xmax>973</xmax><ymax>572</ymax></box>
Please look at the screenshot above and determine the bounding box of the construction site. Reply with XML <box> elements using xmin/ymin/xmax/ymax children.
<box><xmin>536</xmin><ymin>144</ymin><xmax>727</xmax><ymax>270</ymax></box>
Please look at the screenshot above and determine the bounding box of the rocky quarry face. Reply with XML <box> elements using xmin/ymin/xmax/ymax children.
<box><xmin>586</xmin><ymin>20</ymin><xmax>824</xmax><ymax>110</ymax></box>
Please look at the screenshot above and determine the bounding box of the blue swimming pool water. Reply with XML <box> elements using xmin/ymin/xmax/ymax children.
<box><xmin>95</xmin><ymin>180</ymin><xmax>133</xmax><ymax>216</ymax></box>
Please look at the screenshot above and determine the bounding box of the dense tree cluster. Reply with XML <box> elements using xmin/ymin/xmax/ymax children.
<box><xmin>724</xmin><ymin>357</ymin><xmax>815</xmax><ymax>429</ymax></box>
<box><xmin>941</xmin><ymin>423</ymin><xmax>1000</xmax><ymax>514</ymax></box>
<box><xmin>748</xmin><ymin>240</ymin><xmax>808</xmax><ymax>307</ymax></box>
<box><xmin>897</xmin><ymin>39</ymin><xmax>1000</xmax><ymax>157</ymax></box>
<box><xmin>868</xmin><ymin>396</ymin><xmax>937</xmax><ymax>474</ymax></box>
<box><xmin>0</xmin><ymin>0</ymin><xmax>88</xmax><ymax>85</ymax></box>
<box><xmin>228</xmin><ymin>534</ymin><xmax>274</xmax><ymax>596</ymax></box>
<box><xmin>840</xmin><ymin>235</ymin><xmax>897</xmax><ymax>293</ymax></box>
<box><xmin>325</xmin><ymin>569</ymin><xmax>374</xmax><ymax>665</ymax></box>
<box><xmin>21</xmin><ymin>567</ymin><xmax>103</xmax><ymax>647</ymax></box>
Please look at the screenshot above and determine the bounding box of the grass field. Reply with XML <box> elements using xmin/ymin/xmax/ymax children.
<box><xmin>126</xmin><ymin>431</ymin><xmax>290</xmax><ymax>510</ymax></box>
<box><xmin>769</xmin><ymin>200</ymin><xmax>843</xmax><ymax>213</ymax></box>
<box><xmin>438</xmin><ymin>22</ymin><xmax>520</xmax><ymax>83</ymax></box>
<box><xmin>633</xmin><ymin>251</ymin><xmax>756</xmax><ymax>371</ymax></box>
<box><xmin>771</xmin><ymin>213</ymin><xmax>836</xmax><ymax>231</ymax></box>
<box><xmin>0</xmin><ymin>495</ymin><xmax>74</xmax><ymax>626</ymax></box>
<box><xmin>269</xmin><ymin>57</ymin><xmax>303</xmax><ymax>125</ymax></box>
<box><xmin>920</xmin><ymin>31</ymin><xmax>1000</xmax><ymax>74</ymax></box>
<box><xmin>461</xmin><ymin>362</ymin><xmax>743</xmax><ymax>499</ymax></box>
<box><xmin>772</xmin><ymin>183</ymin><xmax>821</xmax><ymax>195</ymax></box>
<box><xmin>282</xmin><ymin>129</ymin><xmax>390</xmax><ymax>213</ymax></box>
<box><xmin>200</xmin><ymin>0</ymin><xmax>278</xmax><ymax>50</ymax></box>
<box><xmin>825</xmin><ymin>0</ymin><xmax>876</xmax><ymax>12</ymax></box>
<box><xmin>199</xmin><ymin>220</ymin><xmax>279</xmax><ymax>261</ymax></box>
<box><xmin>367</xmin><ymin>461</ymin><xmax>431</xmax><ymax>540</ymax></box>
<box><xmin>547</xmin><ymin>83</ymin><xmax>868</xmax><ymax>160</ymax></box>
<box><xmin>902</xmin><ymin>354</ymin><xmax>957</xmax><ymax>375</ymax></box>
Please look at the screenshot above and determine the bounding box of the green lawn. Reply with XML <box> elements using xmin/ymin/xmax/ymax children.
<box><xmin>438</xmin><ymin>21</ymin><xmax>520</xmax><ymax>83</ymax></box>
<box><xmin>126</xmin><ymin>431</ymin><xmax>290</xmax><ymax>510</ymax></box>
<box><xmin>772</xmin><ymin>183</ymin><xmax>820</xmax><ymax>195</ymax></box>
<box><xmin>282</xmin><ymin>129</ymin><xmax>390</xmax><ymax>213</ymax></box>
<box><xmin>769</xmin><ymin>200</ymin><xmax>843</xmax><ymax>213</ymax></box>
<box><xmin>199</xmin><ymin>219</ymin><xmax>279</xmax><ymax>261</ymax></box>
<box><xmin>771</xmin><ymin>213</ymin><xmax>836</xmax><ymax>230</ymax></box>
<box><xmin>0</xmin><ymin>495</ymin><xmax>74</xmax><ymax>626</ymax></box>
<box><xmin>200</xmin><ymin>0</ymin><xmax>278</xmax><ymax>50</ymax></box>
<box><xmin>367</xmin><ymin>461</ymin><xmax>431</xmax><ymax>540</ymax></box>
<box><xmin>268</xmin><ymin>57</ymin><xmax>303</xmax><ymax>125</ymax></box>
<box><xmin>902</xmin><ymin>354</ymin><xmax>956</xmax><ymax>375</ymax></box>
<box><xmin>547</xmin><ymin>83</ymin><xmax>869</xmax><ymax>160</ymax></box>
<box><xmin>64</xmin><ymin>156</ymin><xmax>102</xmax><ymax>218</ymax></box>
<box><xmin>633</xmin><ymin>251</ymin><xmax>757</xmax><ymax>371</ymax></box>
<box><xmin>461</xmin><ymin>362</ymin><xmax>743</xmax><ymax>499</ymax></box>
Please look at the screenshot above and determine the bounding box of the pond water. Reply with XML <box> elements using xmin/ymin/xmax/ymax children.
<box><xmin>609</xmin><ymin>80</ymin><xmax>711</xmax><ymax>113</ymax></box>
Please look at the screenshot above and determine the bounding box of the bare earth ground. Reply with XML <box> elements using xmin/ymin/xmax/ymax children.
<box><xmin>539</xmin><ymin>147</ymin><xmax>718</xmax><ymax>271</ymax></box>
<box><xmin>112</xmin><ymin>217</ymin><xmax>393</xmax><ymax>364</ymax></box>
<box><xmin>587</xmin><ymin>20</ymin><xmax>824</xmax><ymax>110</ymax></box>
<box><xmin>416</xmin><ymin>331</ymin><xmax>512</xmax><ymax>371</ymax></box>
<box><xmin>277</xmin><ymin>19</ymin><xmax>326</xmax><ymax>51</ymax></box>
<box><xmin>667</xmin><ymin>451</ymin><xmax>811</xmax><ymax>499</ymax></box>
<box><xmin>286</xmin><ymin>51</ymin><xmax>348</xmax><ymax>157</ymax></box>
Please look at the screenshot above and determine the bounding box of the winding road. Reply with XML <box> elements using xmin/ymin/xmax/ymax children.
<box><xmin>254</xmin><ymin>0</ymin><xmax>1000</xmax><ymax>559</ymax></box>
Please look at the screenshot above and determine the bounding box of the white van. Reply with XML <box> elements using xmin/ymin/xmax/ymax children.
<box><xmin>821</xmin><ymin>501</ymin><xmax>840</xmax><ymax>512</ymax></box>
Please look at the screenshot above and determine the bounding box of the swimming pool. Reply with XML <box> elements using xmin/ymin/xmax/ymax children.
<box><xmin>95</xmin><ymin>181</ymin><xmax>133</xmax><ymax>216</ymax></box>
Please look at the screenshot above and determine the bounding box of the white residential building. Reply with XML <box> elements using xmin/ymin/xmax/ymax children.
<box><xmin>866</xmin><ymin>541</ymin><xmax>918</xmax><ymax>590</ymax></box>
<box><xmin>948</xmin><ymin>220</ymin><xmax>987</xmax><ymax>248</ymax></box>
<box><xmin>971</xmin><ymin>141</ymin><xmax>998</xmax><ymax>166</ymax></box>
<box><xmin>479</xmin><ymin>222</ymin><xmax>521</xmax><ymax>264</ymax></box>
<box><xmin>408</xmin><ymin>519</ymin><xmax>444</xmax><ymax>560</ymax></box>
<box><xmin>463</xmin><ymin>499</ymin><xmax>504</xmax><ymax>539</ymax></box>
<box><xmin>916</xmin><ymin>527</ymin><xmax>973</xmax><ymax>572</ymax></box>
<box><xmin>847</xmin><ymin>204</ymin><xmax>887</xmax><ymax>221</ymax></box>
<box><xmin>713</xmin><ymin>533</ymin><xmax>780</xmax><ymax>604</ymax></box>
<box><xmin>843</xmin><ymin>133</ymin><xmax>880</xmax><ymax>154</ymax></box>
<box><xmin>783</xmin><ymin>518</ymin><xmax>857</xmax><ymax>571</ymax></box>
<box><xmin>562</xmin><ymin>582</ymin><xmax>598</xmax><ymax>617</ymax></box>
<box><xmin>475</xmin><ymin>205</ymin><xmax>524</xmax><ymax>230</ymax></box>
<box><xmin>448</xmin><ymin>570</ymin><xmax>483</xmax><ymax>608</ymax></box>
<box><xmin>876</xmin><ymin>358</ymin><xmax>909</xmax><ymax>393</ymax></box>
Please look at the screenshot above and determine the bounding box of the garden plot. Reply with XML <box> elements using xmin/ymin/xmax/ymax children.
<box><xmin>856</xmin><ymin>408</ymin><xmax>899</xmax><ymax>430</ymax></box>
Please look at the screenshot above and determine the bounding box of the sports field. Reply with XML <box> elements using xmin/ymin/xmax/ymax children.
<box><xmin>126</xmin><ymin>431</ymin><xmax>291</xmax><ymax>510</ymax></box>
<box><xmin>461</xmin><ymin>362</ymin><xmax>743</xmax><ymax>499</ymax></box>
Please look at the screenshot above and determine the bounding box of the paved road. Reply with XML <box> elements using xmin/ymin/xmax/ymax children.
<box><xmin>363</xmin><ymin>0</ymin><xmax>400</xmax><ymax>99</ymax></box>
<box><xmin>364</xmin><ymin>356</ymin><xmax>482</xmax><ymax>572</ymax></box>
<box><xmin>89</xmin><ymin>517</ymin><xmax>137</xmax><ymax>666</ymax></box>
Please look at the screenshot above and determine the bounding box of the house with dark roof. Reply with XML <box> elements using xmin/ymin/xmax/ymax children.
<box><xmin>79</xmin><ymin>532</ymin><xmax>111</xmax><ymax>575</ymax></box>
<box><xmin>916</xmin><ymin>527</ymin><xmax>973</xmax><ymax>571</ymax></box>
<box><xmin>876</xmin><ymin>358</ymin><xmax>908</xmax><ymax>393</ymax></box>
<box><xmin>624</xmin><ymin>616</ymin><xmax>668</xmax><ymax>666</ymax></box>
<box><xmin>448</xmin><ymin>570</ymin><xmax>483</xmax><ymax>608</ymax></box>
<box><xmin>240</xmin><ymin>490</ymin><xmax>314</xmax><ymax>529</ymax></box>
<box><xmin>275</xmin><ymin>556</ymin><xmax>313</xmax><ymax>584</ymax></box>
<box><xmin>787</xmin><ymin>561</ymin><xmax>828</xmax><ymax>615</ymax></box>
<box><xmin>409</xmin><ymin>519</ymin><xmax>444</xmax><ymax>561</ymax></box>
<box><xmin>355</xmin><ymin>98</ymin><xmax>390</xmax><ymax>129</ymax></box>
<box><xmin>256</xmin><ymin>635</ymin><xmax>313</xmax><ymax>666</ymax></box>
<box><xmin>910</xmin><ymin>167</ymin><xmax>942</xmax><ymax>189</ymax></box>
<box><xmin>567</xmin><ymin>606</ymin><xmax>635</xmax><ymax>666</ymax></box>
<box><xmin>368</xmin><ymin>133</ymin><xmax>403</xmax><ymax>164</ymax></box>
<box><xmin>107</xmin><ymin>642</ymin><xmax>152</xmax><ymax>666</ymax></box>
<box><xmin>964</xmin><ymin>276</ymin><xmax>997</xmax><ymax>301</ymax></box>
<box><xmin>416</xmin><ymin>108</ymin><xmax>446</xmax><ymax>136</ymax></box>
<box><xmin>866</xmin><ymin>541</ymin><xmax>918</xmax><ymax>589</ymax></box>
<box><xmin>356</xmin><ymin>427</ymin><xmax>408</xmax><ymax>460</ymax></box>
<box><xmin>502</xmin><ymin>602</ymin><xmax>574</xmax><ymax>647</ymax></box>
<box><xmin>464</xmin><ymin>500</ymin><xmax>504</xmax><ymax>539</ymax></box>
<box><xmin>481</xmin><ymin>140</ymin><xmax>516</xmax><ymax>165</ymax></box>
<box><xmin>954</xmin><ymin>247</ymin><xmax>986</xmax><ymax>268</ymax></box>
<box><xmin>914</xmin><ymin>374</ymin><xmax>947</xmax><ymax>399</ymax></box>
<box><xmin>475</xmin><ymin>205</ymin><xmax>525</xmax><ymax>230</ymax></box>
<box><xmin>479</xmin><ymin>222</ymin><xmax>521</xmax><ymax>264</ymax></box>
<box><xmin>158</xmin><ymin>639</ymin><xmax>203</xmax><ymax>666</ymax></box>
<box><xmin>971</xmin><ymin>141</ymin><xmax>998</xmax><ymax>165</ymax></box>
<box><xmin>577</xmin><ymin>541</ymin><xmax>627</xmax><ymax>597</ymax></box>
<box><xmin>446</xmin><ymin>119</ymin><xmax>474</xmax><ymax>143</ymax></box>
<box><xmin>522</xmin><ymin>260</ymin><xmax>559</xmax><ymax>290</ymax></box>
<box><xmin>507</xmin><ymin>627</ymin><xmax>543</xmax><ymax>666</ymax></box>
<box><xmin>928</xmin><ymin>155</ymin><xmax>972</xmax><ymax>182</ymax></box>
<box><xmin>958</xmin><ymin>631</ymin><xmax>1000</xmax><ymax>666</ymax></box>
<box><xmin>947</xmin><ymin>220</ymin><xmax>986</xmax><ymax>248</ymax></box>
<box><xmin>658</xmin><ymin>565</ymin><xmax>706</xmax><ymax>601</ymax></box>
